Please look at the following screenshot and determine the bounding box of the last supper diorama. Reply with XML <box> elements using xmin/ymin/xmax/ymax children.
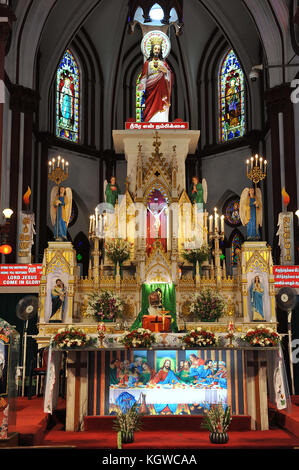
<box><xmin>37</xmin><ymin>27</ymin><xmax>287</xmax><ymax>436</ymax></box>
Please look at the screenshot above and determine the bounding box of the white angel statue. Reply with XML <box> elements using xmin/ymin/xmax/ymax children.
<box><xmin>239</xmin><ymin>187</ymin><xmax>263</xmax><ymax>240</ymax></box>
<box><xmin>50</xmin><ymin>186</ymin><xmax>72</xmax><ymax>240</ymax></box>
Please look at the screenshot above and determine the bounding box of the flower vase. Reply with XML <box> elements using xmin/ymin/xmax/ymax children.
<box><xmin>209</xmin><ymin>432</ymin><xmax>229</xmax><ymax>444</ymax></box>
<box><xmin>121</xmin><ymin>431</ymin><xmax>134</xmax><ymax>443</ymax></box>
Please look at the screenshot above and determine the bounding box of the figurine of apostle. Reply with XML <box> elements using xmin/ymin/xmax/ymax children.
<box><xmin>240</xmin><ymin>187</ymin><xmax>263</xmax><ymax>240</ymax></box>
<box><xmin>50</xmin><ymin>186</ymin><xmax>72</xmax><ymax>241</ymax></box>
<box><xmin>50</xmin><ymin>278</ymin><xmax>66</xmax><ymax>323</ymax></box>
<box><xmin>188</xmin><ymin>176</ymin><xmax>208</xmax><ymax>209</ymax></box>
<box><xmin>138</xmin><ymin>38</ymin><xmax>173</xmax><ymax>122</ymax></box>
<box><xmin>104</xmin><ymin>176</ymin><xmax>120</xmax><ymax>208</ymax></box>
<box><xmin>226</xmin><ymin>77</ymin><xmax>240</xmax><ymax>127</ymax></box>
<box><xmin>250</xmin><ymin>275</ymin><xmax>264</xmax><ymax>321</ymax></box>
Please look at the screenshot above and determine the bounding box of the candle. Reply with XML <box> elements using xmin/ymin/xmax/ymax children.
<box><xmin>221</xmin><ymin>215</ymin><xmax>224</xmax><ymax>233</ymax></box>
<box><xmin>57</xmin><ymin>155</ymin><xmax>61</xmax><ymax>167</ymax></box>
<box><xmin>48</xmin><ymin>161</ymin><xmax>52</xmax><ymax>174</ymax></box>
<box><xmin>209</xmin><ymin>215</ymin><xmax>213</xmax><ymax>233</ymax></box>
<box><xmin>62</xmin><ymin>158</ymin><xmax>65</xmax><ymax>170</ymax></box>
<box><xmin>250</xmin><ymin>157</ymin><xmax>254</xmax><ymax>169</ymax></box>
<box><xmin>215</xmin><ymin>214</ymin><xmax>219</xmax><ymax>232</ymax></box>
<box><xmin>255</xmin><ymin>154</ymin><xmax>258</xmax><ymax>166</ymax></box>
<box><xmin>259</xmin><ymin>157</ymin><xmax>262</xmax><ymax>169</ymax></box>
<box><xmin>264</xmin><ymin>160</ymin><xmax>267</xmax><ymax>174</ymax></box>
<box><xmin>92</xmin><ymin>215</ymin><xmax>95</xmax><ymax>232</ymax></box>
<box><xmin>66</xmin><ymin>161</ymin><xmax>69</xmax><ymax>174</ymax></box>
<box><xmin>89</xmin><ymin>215</ymin><xmax>92</xmax><ymax>233</ymax></box>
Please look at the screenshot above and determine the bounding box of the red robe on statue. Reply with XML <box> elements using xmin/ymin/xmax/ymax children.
<box><xmin>140</xmin><ymin>60</ymin><xmax>173</xmax><ymax>122</ymax></box>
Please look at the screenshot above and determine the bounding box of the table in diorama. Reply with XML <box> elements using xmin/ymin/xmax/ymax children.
<box><xmin>44</xmin><ymin>339</ymin><xmax>287</xmax><ymax>432</ymax></box>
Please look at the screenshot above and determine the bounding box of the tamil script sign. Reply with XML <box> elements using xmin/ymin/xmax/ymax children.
<box><xmin>273</xmin><ymin>265</ymin><xmax>299</xmax><ymax>288</ymax></box>
<box><xmin>125</xmin><ymin>122</ymin><xmax>189</xmax><ymax>130</ymax></box>
<box><xmin>0</xmin><ymin>264</ymin><xmax>42</xmax><ymax>286</ymax></box>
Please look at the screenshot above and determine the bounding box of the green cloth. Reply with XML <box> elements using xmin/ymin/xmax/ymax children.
<box><xmin>130</xmin><ymin>283</ymin><xmax>178</xmax><ymax>332</ymax></box>
<box><xmin>105</xmin><ymin>182</ymin><xmax>120</xmax><ymax>207</ymax></box>
<box><xmin>178</xmin><ymin>370</ymin><xmax>194</xmax><ymax>384</ymax></box>
<box><xmin>109</xmin><ymin>367</ymin><xmax>119</xmax><ymax>385</ymax></box>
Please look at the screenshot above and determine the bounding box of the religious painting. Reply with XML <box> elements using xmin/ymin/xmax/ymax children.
<box><xmin>0</xmin><ymin>340</ymin><xmax>9</xmax><ymax>397</ymax></box>
<box><xmin>246</xmin><ymin>269</ymin><xmax>271</xmax><ymax>322</ymax></box>
<box><xmin>56</xmin><ymin>49</ymin><xmax>80</xmax><ymax>143</ymax></box>
<box><xmin>45</xmin><ymin>271</ymin><xmax>69</xmax><ymax>323</ymax></box>
<box><xmin>108</xmin><ymin>350</ymin><xmax>228</xmax><ymax>416</ymax></box>
<box><xmin>219</xmin><ymin>49</ymin><xmax>245</xmax><ymax>142</ymax></box>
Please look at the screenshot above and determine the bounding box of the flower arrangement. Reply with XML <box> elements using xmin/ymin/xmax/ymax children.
<box><xmin>190</xmin><ymin>288</ymin><xmax>226</xmax><ymax>322</ymax></box>
<box><xmin>51</xmin><ymin>327</ymin><xmax>97</xmax><ymax>349</ymax></box>
<box><xmin>86</xmin><ymin>290</ymin><xmax>124</xmax><ymax>322</ymax></box>
<box><xmin>104</xmin><ymin>238</ymin><xmax>132</xmax><ymax>265</ymax></box>
<box><xmin>202</xmin><ymin>403</ymin><xmax>232</xmax><ymax>435</ymax></box>
<box><xmin>242</xmin><ymin>324</ymin><xmax>281</xmax><ymax>347</ymax></box>
<box><xmin>181</xmin><ymin>243</ymin><xmax>210</xmax><ymax>266</ymax></box>
<box><xmin>181</xmin><ymin>327</ymin><xmax>217</xmax><ymax>348</ymax></box>
<box><xmin>117</xmin><ymin>328</ymin><xmax>157</xmax><ymax>349</ymax></box>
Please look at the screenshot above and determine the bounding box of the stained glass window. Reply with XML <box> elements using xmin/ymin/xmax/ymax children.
<box><xmin>136</xmin><ymin>72</ymin><xmax>145</xmax><ymax>122</ymax></box>
<box><xmin>219</xmin><ymin>49</ymin><xmax>245</xmax><ymax>142</ymax></box>
<box><xmin>56</xmin><ymin>49</ymin><xmax>80</xmax><ymax>143</ymax></box>
<box><xmin>231</xmin><ymin>231</ymin><xmax>243</xmax><ymax>265</ymax></box>
<box><xmin>223</xmin><ymin>197</ymin><xmax>241</xmax><ymax>226</ymax></box>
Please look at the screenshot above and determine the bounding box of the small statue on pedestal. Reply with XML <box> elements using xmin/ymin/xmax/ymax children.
<box><xmin>50</xmin><ymin>186</ymin><xmax>72</xmax><ymax>241</ymax></box>
<box><xmin>188</xmin><ymin>176</ymin><xmax>207</xmax><ymax>209</ymax></box>
<box><xmin>239</xmin><ymin>187</ymin><xmax>262</xmax><ymax>240</ymax></box>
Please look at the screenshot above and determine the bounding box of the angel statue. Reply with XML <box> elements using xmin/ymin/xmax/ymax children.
<box><xmin>50</xmin><ymin>186</ymin><xmax>72</xmax><ymax>241</ymax></box>
<box><xmin>239</xmin><ymin>187</ymin><xmax>262</xmax><ymax>240</ymax></box>
<box><xmin>104</xmin><ymin>176</ymin><xmax>120</xmax><ymax>210</ymax></box>
<box><xmin>188</xmin><ymin>176</ymin><xmax>207</xmax><ymax>210</ymax></box>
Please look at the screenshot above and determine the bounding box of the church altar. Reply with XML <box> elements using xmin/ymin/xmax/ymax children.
<box><xmin>44</xmin><ymin>340</ymin><xmax>288</xmax><ymax>433</ymax></box>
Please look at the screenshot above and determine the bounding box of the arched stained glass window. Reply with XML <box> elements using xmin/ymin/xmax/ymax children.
<box><xmin>219</xmin><ymin>49</ymin><xmax>245</xmax><ymax>142</ymax></box>
<box><xmin>56</xmin><ymin>49</ymin><xmax>80</xmax><ymax>143</ymax></box>
<box><xmin>136</xmin><ymin>72</ymin><xmax>145</xmax><ymax>122</ymax></box>
<box><xmin>231</xmin><ymin>230</ymin><xmax>244</xmax><ymax>265</ymax></box>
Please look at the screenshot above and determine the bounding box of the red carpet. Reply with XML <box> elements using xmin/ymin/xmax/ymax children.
<box><xmin>11</xmin><ymin>396</ymin><xmax>299</xmax><ymax>449</ymax></box>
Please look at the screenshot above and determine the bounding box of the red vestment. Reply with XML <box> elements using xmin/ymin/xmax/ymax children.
<box><xmin>140</xmin><ymin>60</ymin><xmax>173</xmax><ymax>122</ymax></box>
<box><xmin>150</xmin><ymin>369</ymin><xmax>168</xmax><ymax>385</ymax></box>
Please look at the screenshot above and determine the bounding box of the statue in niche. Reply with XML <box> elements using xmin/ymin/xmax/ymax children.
<box><xmin>138</xmin><ymin>32</ymin><xmax>173</xmax><ymax>122</ymax></box>
<box><xmin>239</xmin><ymin>187</ymin><xmax>263</xmax><ymax>240</ymax></box>
<box><xmin>188</xmin><ymin>176</ymin><xmax>207</xmax><ymax>209</ymax></box>
<box><xmin>50</xmin><ymin>186</ymin><xmax>72</xmax><ymax>241</ymax></box>
<box><xmin>249</xmin><ymin>275</ymin><xmax>264</xmax><ymax>321</ymax></box>
<box><xmin>49</xmin><ymin>278</ymin><xmax>66</xmax><ymax>323</ymax></box>
<box><xmin>104</xmin><ymin>176</ymin><xmax>121</xmax><ymax>208</ymax></box>
<box><xmin>148</xmin><ymin>205</ymin><xmax>167</xmax><ymax>238</ymax></box>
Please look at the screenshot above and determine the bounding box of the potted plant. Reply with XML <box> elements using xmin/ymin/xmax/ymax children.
<box><xmin>104</xmin><ymin>238</ymin><xmax>132</xmax><ymax>277</ymax></box>
<box><xmin>181</xmin><ymin>327</ymin><xmax>217</xmax><ymax>348</ymax></box>
<box><xmin>113</xmin><ymin>402</ymin><xmax>142</xmax><ymax>444</ymax></box>
<box><xmin>241</xmin><ymin>324</ymin><xmax>281</xmax><ymax>347</ymax></box>
<box><xmin>202</xmin><ymin>403</ymin><xmax>232</xmax><ymax>444</ymax></box>
<box><xmin>86</xmin><ymin>290</ymin><xmax>124</xmax><ymax>323</ymax></box>
<box><xmin>190</xmin><ymin>288</ymin><xmax>226</xmax><ymax>322</ymax></box>
<box><xmin>117</xmin><ymin>328</ymin><xmax>157</xmax><ymax>349</ymax></box>
<box><xmin>181</xmin><ymin>244</ymin><xmax>210</xmax><ymax>277</ymax></box>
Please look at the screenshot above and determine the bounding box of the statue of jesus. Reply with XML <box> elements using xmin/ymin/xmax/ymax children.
<box><xmin>138</xmin><ymin>37</ymin><xmax>173</xmax><ymax>122</ymax></box>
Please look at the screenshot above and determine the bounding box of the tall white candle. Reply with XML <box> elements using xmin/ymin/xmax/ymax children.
<box><xmin>89</xmin><ymin>215</ymin><xmax>92</xmax><ymax>233</ymax></box>
<box><xmin>209</xmin><ymin>215</ymin><xmax>213</xmax><ymax>233</ymax></box>
<box><xmin>58</xmin><ymin>155</ymin><xmax>61</xmax><ymax>167</ymax></box>
<box><xmin>251</xmin><ymin>157</ymin><xmax>254</xmax><ymax>169</ymax></box>
<box><xmin>221</xmin><ymin>215</ymin><xmax>224</xmax><ymax>233</ymax></box>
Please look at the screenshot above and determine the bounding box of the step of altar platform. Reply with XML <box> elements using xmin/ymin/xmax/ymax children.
<box><xmin>83</xmin><ymin>414</ymin><xmax>252</xmax><ymax>432</ymax></box>
<box><xmin>268</xmin><ymin>396</ymin><xmax>299</xmax><ymax>438</ymax></box>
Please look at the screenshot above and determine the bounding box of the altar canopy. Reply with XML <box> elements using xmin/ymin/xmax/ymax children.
<box><xmin>130</xmin><ymin>282</ymin><xmax>178</xmax><ymax>331</ymax></box>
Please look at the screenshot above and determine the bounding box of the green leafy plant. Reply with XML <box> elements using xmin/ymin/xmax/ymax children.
<box><xmin>113</xmin><ymin>403</ymin><xmax>143</xmax><ymax>443</ymax></box>
<box><xmin>181</xmin><ymin>244</ymin><xmax>210</xmax><ymax>265</ymax></box>
<box><xmin>202</xmin><ymin>403</ymin><xmax>232</xmax><ymax>433</ymax></box>
<box><xmin>190</xmin><ymin>288</ymin><xmax>226</xmax><ymax>322</ymax></box>
<box><xmin>104</xmin><ymin>238</ymin><xmax>132</xmax><ymax>264</ymax></box>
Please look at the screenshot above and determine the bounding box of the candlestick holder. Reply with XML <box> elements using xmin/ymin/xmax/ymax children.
<box><xmin>208</xmin><ymin>207</ymin><xmax>225</xmax><ymax>281</ymax></box>
<box><xmin>246</xmin><ymin>154</ymin><xmax>267</xmax><ymax>189</ymax></box>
